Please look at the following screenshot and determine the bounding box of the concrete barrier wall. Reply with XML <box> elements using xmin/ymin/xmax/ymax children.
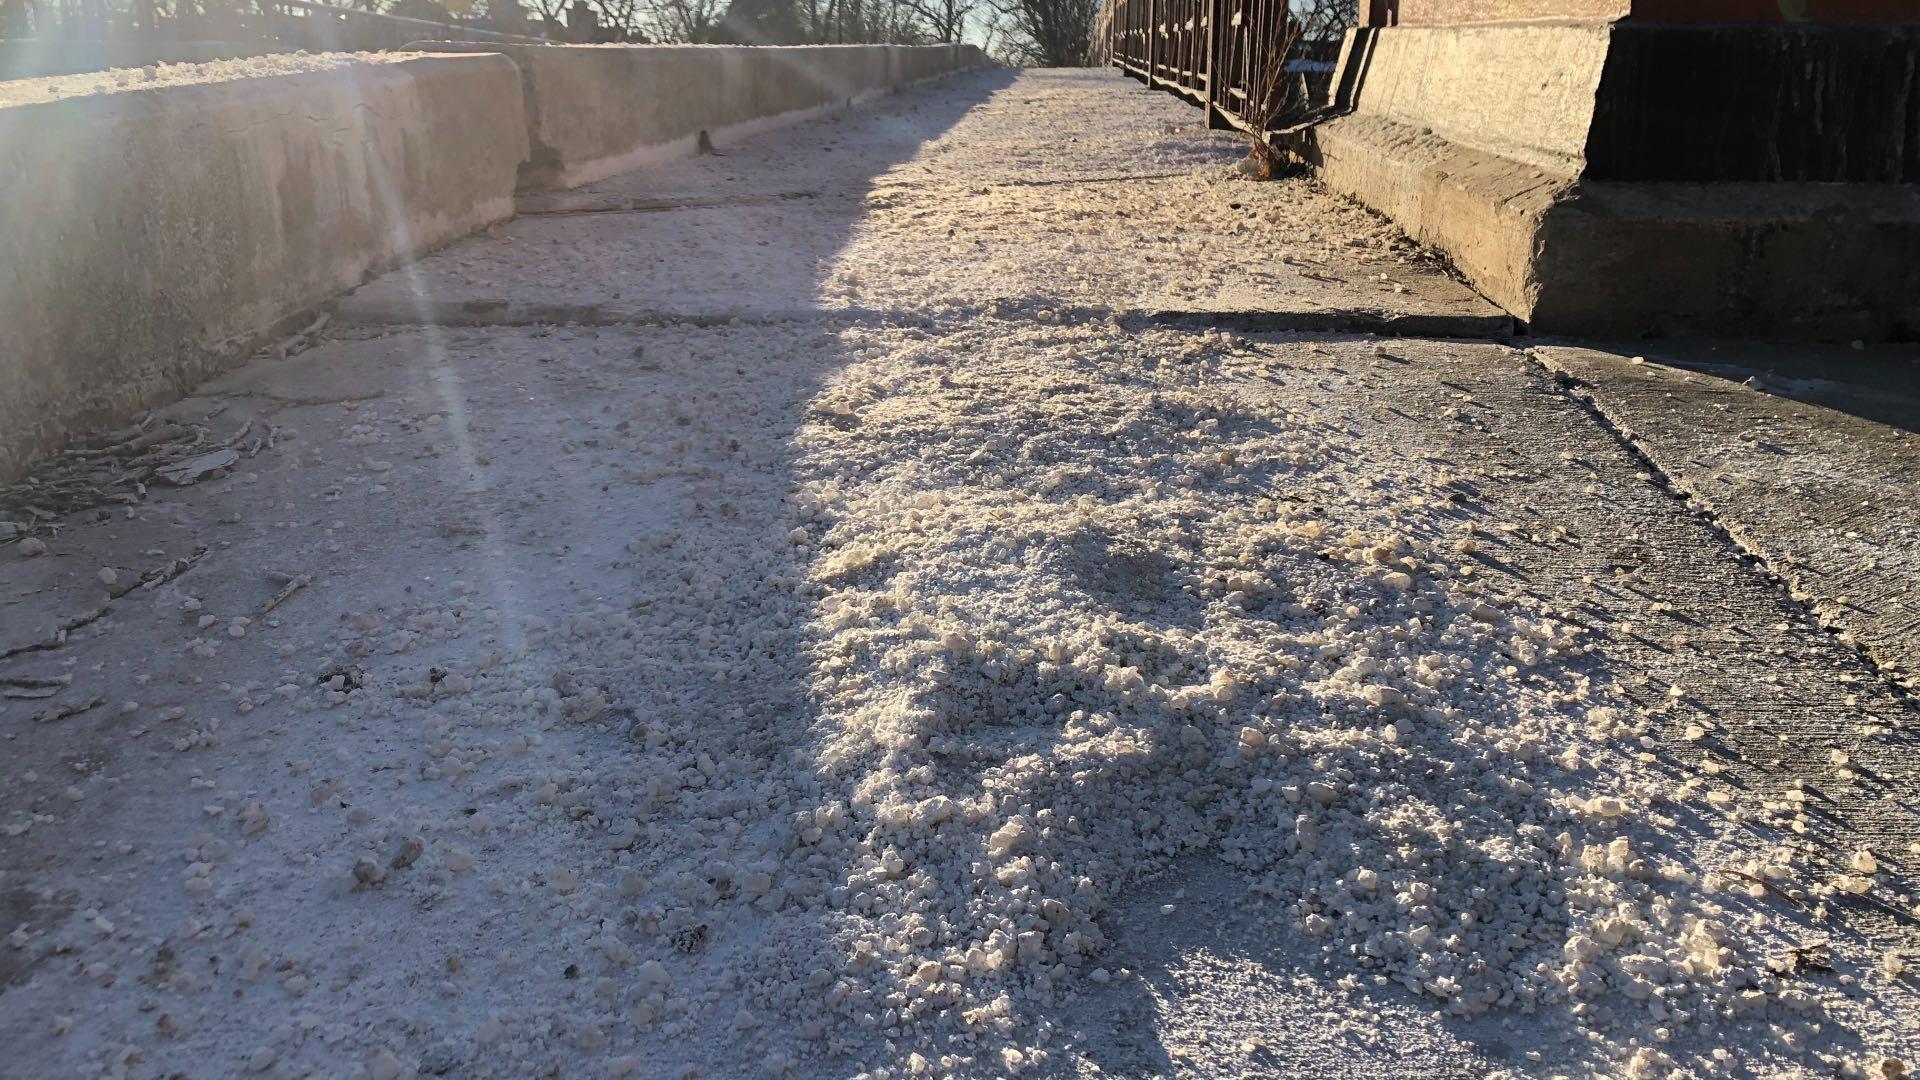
<box><xmin>1343</xmin><ymin>23</ymin><xmax>1611</xmax><ymax>175</ymax></box>
<box><xmin>507</xmin><ymin>43</ymin><xmax>986</xmax><ymax>189</ymax></box>
<box><xmin>0</xmin><ymin>53</ymin><xmax>528</xmax><ymax>483</ymax></box>
<box><xmin>0</xmin><ymin>44</ymin><xmax>984</xmax><ymax>481</ymax></box>
<box><xmin>1312</xmin><ymin>19</ymin><xmax>1920</xmax><ymax>337</ymax></box>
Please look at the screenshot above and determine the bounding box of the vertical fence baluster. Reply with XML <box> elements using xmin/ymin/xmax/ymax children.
<box><xmin>1119</xmin><ymin>0</ymin><xmax>1291</xmax><ymax>133</ymax></box>
<box><xmin>1148</xmin><ymin>0</ymin><xmax>1159</xmax><ymax>85</ymax></box>
<box><xmin>1202</xmin><ymin>0</ymin><xmax>1215</xmax><ymax>126</ymax></box>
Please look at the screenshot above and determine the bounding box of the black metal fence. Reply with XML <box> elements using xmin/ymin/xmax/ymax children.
<box><xmin>1110</xmin><ymin>0</ymin><xmax>1317</xmax><ymax>138</ymax></box>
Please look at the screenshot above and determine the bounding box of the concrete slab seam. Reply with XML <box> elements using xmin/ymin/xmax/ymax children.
<box><xmin>1523</xmin><ymin>348</ymin><xmax>1920</xmax><ymax>704</ymax></box>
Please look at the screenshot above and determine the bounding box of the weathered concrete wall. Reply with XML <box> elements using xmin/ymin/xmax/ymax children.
<box><xmin>1313</xmin><ymin>21</ymin><xmax>1592</xmax><ymax>320</ymax></box>
<box><xmin>1307</xmin><ymin>111</ymin><xmax>1920</xmax><ymax>338</ymax></box>
<box><xmin>1585</xmin><ymin>24</ymin><xmax>1920</xmax><ymax>182</ymax></box>
<box><xmin>1623</xmin><ymin>0</ymin><xmax>1919</xmax><ymax>21</ymax></box>
<box><xmin>500</xmin><ymin>43</ymin><xmax>986</xmax><ymax>189</ymax></box>
<box><xmin>0</xmin><ymin>53</ymin><xmax>529</xmax><ymax>483</ymax></box>
<box><xmin>1531</xmin><ymin>182</ymin><xmax>1920</xmax><ymax>338</ymax></box>
<box><xmin>1364</xmin><ymin>0</ymin><xmax>1627</xmax><ymax>25</ymax></box>
<box><xmin>1307</xmin><ymin>19</ymin><xmax>1920</xmax><ymax>337</ymax></box>
<box><xmin>0</xmin><ymin>44</ymin><xmax>986</xmax><ymax>482</ymax></box>
<box><xmin>1342</xmin><ymin>23</ymin><xmax>1610</xmax><ymax>174</ymax></box>
<box><xmin>1297</xmin><ymin>114</ymin><xmax>1566</xmax><ymax>325</ymax></box>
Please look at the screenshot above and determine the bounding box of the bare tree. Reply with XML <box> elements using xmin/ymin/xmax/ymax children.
<box><xmin>875</xmin><ymin>0</ymin><xmax>936</xmax><ymax>41</ymax></box>
<box><xmin>989</xmin><ymin>0</ymin><xmax>1095</xmax><ymax>65</ymax></box>
<box><xmin>0</xmin><ymin>0</ymin><xmax>37</xmax><ymax>34</ymax></box>
<box><xmin>894</xmin><ymin>0</ymin><xmax>970</xmax><ymax>43</ymax></box>
<box><xmin>642</xmin><ymin>0</ymin><xmax>722</xmax><ymax>38</ymax></box>
<box><xmin>975</xmin><ymin>4</ymin><xmax>1016</xmax><ymax>59</ymax></box>
<box><xmin>519</xmin><ymin>0</ymin><xmax>566</xmax><ymax>26</ymax></box>
<box><xmin>589</xmin><ymin>0</ymin><xmax>647</xmax><ymax>37</ymax></box>
<box><xmin>1291</xmin><ymin>0</ymin><xmax>1354</xmax><ymax>43</ymax></box>
<box><xmin>412</xmin><ymin>0</ymin><xmax>964</xmax><ymax>46</ymax></box>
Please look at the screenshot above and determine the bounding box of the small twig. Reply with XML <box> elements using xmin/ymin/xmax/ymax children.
<box><xmin>1718</xmin><ymin>867</ymin><xmax>1808</xmax><ymax>910</ymax></box>
<box><xmin>2</xmin><ymin>602</ymin><xmax>110</xmax><ymax>660</ymax></box>
<box><xmin>0</xmin><ymin>637</ymin><xmax>58</xmax><ymax>663</ymax></box>
<box><xmin>218</xmin><ymin>420</ymin><xmax>256</xmax><ymax>451</ymax></box>
<box><xmin>0</xmin><ymin>416</ymin><xmax>268</xmax><ymax>519</ymax></box>
<box><xmin>260</xmin><ymin>574</ymin><xmax>312</xmax><ymax>616</ymax></box>
<box><xmin>1770</xmin><ymin>940</ymin><xmax>1835</xmax><ymax>977</ymax></box>
<box><xmin>0</xmin><ymin>674</ymin><xmax>70</xmax><ymax>690</ymax></box>
<box><xmin>1788</xmin><ymin>941</ymin><xmax>1834</xmax><ymax>972</ymax></box>
<box><xmin>1</xmin><ymin>549</ymin><xmax>206</xmax><ymax>661</ymax></box>
<box><xmin>115</xmin><ymin>547</ymin><xmax>208</xmax><ymax>598</ymax></box>
<box><xmin>103</xmin><ymin>424</ymin><xmax>189</xmax><ymax>458</ymax></box>
<box><xmin>32</xmin><ymin>695</ymin><xmax>106</xmax><ymax>724</ymax></box>
<box><xmin>1</xmin><ymin>674</ymin><xmax>71</xmax><ymax>699</ymax></box>
<box><xmin>55</xmin><ymin>603</ymin><xmax>110</xmax><ymax>637</ymax></box>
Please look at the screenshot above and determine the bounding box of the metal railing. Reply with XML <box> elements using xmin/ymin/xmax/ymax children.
<box><xmin>1110</xmin><ymin>0</ymin><xmax>1309</xmax><ymax>138</ymax></box>
<box><xmin>273</xmin><ymin>0</ymin><xmax>549</xmax><ymax>48</ymax></box>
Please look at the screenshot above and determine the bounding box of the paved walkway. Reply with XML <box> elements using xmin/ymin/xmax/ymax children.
<box><xmin>2</xmin><ymin>69</ymin><xmax>1917</xmax><ymax>1080</ymax></box>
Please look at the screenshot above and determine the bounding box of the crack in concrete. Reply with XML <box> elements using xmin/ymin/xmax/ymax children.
<box><xmin>1139</xmin><ymin>306</ymin><xmax>1513</xmax><ymax>339</ymax></box>
<box><xmin>1526</xmin><ymin>349</ymin><xmax>1920</xmax><ymax>707</ymax></box>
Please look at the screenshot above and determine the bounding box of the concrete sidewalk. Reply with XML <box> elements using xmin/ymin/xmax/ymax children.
<box><xmin>2</xmin><ymin>68</ymin><xmax>1916</xmax><ymax>1080</ymax></box>
<box><xmin>1535</xmin><ymin>341</ymin><xmax>1920</xmax><ymax>692</ymax></box>
<box><xmin>338</xmin><ymin>69</ymin><xmax>1509</xmax><ymax>336</ymax></box>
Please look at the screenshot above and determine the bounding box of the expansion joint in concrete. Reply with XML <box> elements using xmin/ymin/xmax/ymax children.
<box><xmin>1524</xmin><ymin>350</ymin><xmax>1920</xmax><ymax>706</ymax></box>
<box><xmin>1139</xmin><ymin>307</ymin><xmax>1514</xmax><ymax>339</ymax></box>
<box><xmin>334</xmin><ymin>300</ymin><xmax>1516</xmax><ymax>340</ymax></box>
<box><xmin>512</xmin><ymin>191</ymin><xmax>822</xmax><ymax>216</ymax></box>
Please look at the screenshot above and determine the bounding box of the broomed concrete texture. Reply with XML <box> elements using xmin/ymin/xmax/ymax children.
<box><xmin>0</xmin><ymin>44</ymin><xmax>984</xmax><ymax>484</ymax></box>
<box><xmin>1299</xmin><ymin>15</ymin><xmax>1920</xmax><ymax>337</ymax></box>
<box><xmin>1535</xmin><ymin>343</ymin><xmax>1920</xmax><ymax>692</ymax></box>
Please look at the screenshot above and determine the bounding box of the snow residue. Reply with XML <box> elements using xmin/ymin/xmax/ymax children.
<box><xmin>765</xmin><ymin>322</ymin><xmax>1892</xmax><ymax>1075</ymax></box>
<box><xmin>0</xmin><ymin>52</ymin><xmax>408</xmax><ymax>108</ymax></box>
<box><xmin>0</xmin><ymin>68</ymin><xmax>1914</xmax><ymax>1080</ymax></box>
<box><xmin>346</xmin><ymin>66</ymin><xmax>1493</xmax><ymax>330</ymax></box>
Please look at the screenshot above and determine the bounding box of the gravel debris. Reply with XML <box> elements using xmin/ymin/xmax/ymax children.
<box><xmin>0</xmin><ymin>67</ymin><xmax>1913</xmax><ymax>1080</ymax></box>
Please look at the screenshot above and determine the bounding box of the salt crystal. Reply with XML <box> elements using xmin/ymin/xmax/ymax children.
<box><xmin>365</xmin><ymin>1049</ymin><xmax>404</xmax><ymax>1080</ymax></box>
<box><xmin>352</xmin><ymin>854</ymin><xmax>386</xmax><ymax>887</ymax></box>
